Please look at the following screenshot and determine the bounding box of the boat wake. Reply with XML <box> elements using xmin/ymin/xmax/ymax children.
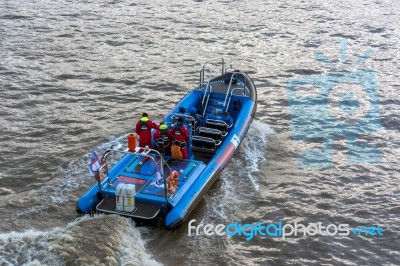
<box><xmin>198</xmin><ymin>120</ymin><xmax>274</xmax><ymax>222</ymax></box>
<box><xmin>0</xmin><ymin>134</ymin><xmax>130</xmax><ymax>230</ymax></box>
<box><xmin>236</xmin><ymin>120</ymin><xmax>275</xmax><ymax>191</ymax></box>
<box><xmin>0</xmin><ymin>215</ymin><xmax>161</xmax><ymax>266</ymax></box>
<box><xmin>0</xmin><ymin>134</ymin><xmax>163</xmax><ymax>265</ymax></box>
<box><xmin>49</xmin><ymin>133</ymin><xmax>130</xmax><ymax>204</ymax></box>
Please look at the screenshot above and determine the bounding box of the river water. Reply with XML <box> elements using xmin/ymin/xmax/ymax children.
<box><xmin>0</xmin><ymin>0</ymin><xmax>399</xmax><ymax>265</ymax></box>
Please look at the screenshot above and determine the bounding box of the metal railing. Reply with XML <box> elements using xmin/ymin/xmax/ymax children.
<box><xmin>167</xmin><ymin>113</ymin><xmax>196</xmax><ymax>136</ymax></box>
<box><xmin>199</xmin><ymin>67</ymin><xmax>212</xmax><ymax>90</ymax></box>
<box><xmin>100</xmin><ymin>148</ymin><xmax>172</xmax><ymax>204</ymax></box>
<box><xmin>202</xmin><ymin>58</ymin><xmax>225</xmax><ymax>76</ymax></box>
<box><xmin>225</xmin><ymin>87</ymin><xmax>249</xmax><ymax>113</ymax></box>
<box><xmin>200</xmin><ymin>58</ymin><xmax>225</xmax><ymax>106</ymax></box>
<box><xmin>224</xmin><ymin>65</ymin><xmax>237</xmax><ymax>75</ymax></box>
<box><xmin>222</xmin><ymin>72</ymin><xmax>250</xmax><ymax>112</ymax></box>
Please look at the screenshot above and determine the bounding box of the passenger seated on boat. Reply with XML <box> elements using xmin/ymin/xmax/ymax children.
<box><xmin>154</xmin><ymin>122</ymin><xmax>172</xmax><ymax>155</ymax></box>
<box><xmin>170</xmin><ymin>107</ymin><xmax>186</xmax><ymax>127</ymax></box>
<box><xmin>204</xmin><ymin>108</ymin><xmax>218</xmax><ymax>123</ymax></box>
<box><xmin>135</xmin><ymin>113</ymin><xmax>158</xmax><ymax>148</ymax></box>
<box><xmin>222</xmin><ymin>111</ymin><xmax>233</xmax><ymax>127</ymax></box>
<box><xmin>171</xmin><ymin>117</ymin><xmax>189</xmax><ymax>159</ymax></box>
<box><xmin>189</xmin><ymin>107</ymin><xmax>203</xmax><ymax>127</ymax></box>
<box><xmin>178</xmin><ymin>107</ymin><xmax>186</xmax><ymax>114</ymax></box>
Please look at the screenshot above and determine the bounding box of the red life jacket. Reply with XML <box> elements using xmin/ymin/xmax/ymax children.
<box><xmin>173</xmin><ymin>124</ymin><xmax>183</xmax><ymax>137</ymax></box>
<box><xmin>139</xmin><ymin>121</ymin><xmax>149</xmax><ymax>131</ymax></box>
<box><xmin>160</xmin><ymin>128</ymin><xmax>168</xmax><ymax>137</ymax></box>
<box><xmin>173</xmin><ymin>123</ymin><xmax>188</xmax><ymax>144</ymax></box>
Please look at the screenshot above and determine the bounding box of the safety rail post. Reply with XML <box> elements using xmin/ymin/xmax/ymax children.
<box><xmin>101</xmin><ymin>148</ymin><xmax>172</xmax><ymax>204</ymax></box>
<box><xmin>222</xmin><ymin>72</ymin><xmax>249</xmax><ymax>112</ymax></box>
<box><xmin>202</xmin><ymin>58</ymin><xmax>224</xmax><ymax>75</ymax></box>
<box><xmin>202</xmin><ymin>91</ymin><xmax>211</xmax><ymax>118</ymax></box>
<box><xmin>199</xmin><ymin>68</ymin><xmax>205</xmax><ymax>89</ymax></box>
<box><xmin>224</xmin><ymin>65</ymin><xmax>237</xmax><ymax>75</ymax></box>
<box><xmin>222</xmin><ymin>73</ymin><xmax>236</xmax><ymax>109</ymax></box>
<box><xmin>200</xmin><ymin>58</ymin><xmax>225</xmax><ymax>108</ymax></box>
<box><xmin>200</xmin><ymin>68</ymin><xmax>213</xmax><ymax>106</ymax></box>
<box><xmin>100</xmin><ymin>150</ymin><xmax>111</xmax><ymax>176</ymax></box>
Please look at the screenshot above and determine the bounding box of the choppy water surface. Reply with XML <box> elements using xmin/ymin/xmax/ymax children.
<box><xmin>1</xmin><ymin>0</ymin><xmax>399</xmax><ymax>265</ymax></box>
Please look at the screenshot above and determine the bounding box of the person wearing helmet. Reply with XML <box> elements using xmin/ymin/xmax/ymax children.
<box><xmin>178</xmin><ymin>106</ymin><xmax>186</xmax><ymax>114</ymax></box>
<box><xmin>170</xmin><ymin>117</ymin><xmax>189</xmax><ymax>159</ymax></box>
<box><xmin>153</xmin><ymin>122</ymin><xmax>172</xmax><ymax>154</ymax></box>
<box><xmin>135</xmin><ymin>113</ymin><xmax>158</xmax><ymax>148</ymax></box>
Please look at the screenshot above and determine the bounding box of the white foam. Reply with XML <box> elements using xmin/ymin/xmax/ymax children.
<box><xmin>119</xmin><ymin>219</ymin><xmax>162</xmax><ymax>266</ymax></box>
<box><xmin>0</xmin><ymin>228</ymin><xmax>63</xmax><ymax>265</ymax></box>
<box><xmin>0</xmin><ymin>215</ymin><xmax>162</xmax><ymax>266</ymax></box>
<box><xmin>207</xmin><ymin>120</ymin><xmax>274</xmax><ymax>221</ymax></box>
<box><xmin>47</xmin><ymin>133</ymin><xmax>129</xmax><ymax>204</ymax></box>
<box><xmin>0</xmin><ymin>187</ymin><xmax>15</xmax><ymax>194</ymax></box>
<box><xmin>239</xmin><ymin>120</ymin><xmax>275</xmax><ymax>190</ymax></box>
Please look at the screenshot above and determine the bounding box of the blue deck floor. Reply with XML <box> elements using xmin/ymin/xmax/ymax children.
<box><xmin>102</xmin><ymin>154</ymin><xmax>204</xmax><ymax>205</ymax></box>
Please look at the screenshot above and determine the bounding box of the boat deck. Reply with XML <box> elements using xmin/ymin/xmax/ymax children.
<box><xmin>97</xmin><ymin>196</ymin><xmax>161</xmax><ymax>219</ymax></box>
<box><xmin>96</xmin><ymin>153</ymin><xmax>204</xmax><ymax>217</ymax></box>
<box><xmin>210</xmin><ymin>80</ymin><xmax>246</xmax><ymax>95</ymax></box>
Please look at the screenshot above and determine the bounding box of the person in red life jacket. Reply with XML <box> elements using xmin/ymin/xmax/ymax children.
<box><xmin>135</xmin><ymin>113</ymin><xmax>158</xmax><ymax>148</ymax></box>
<box><xmin>153</xmin><ymin>122</ymin><xmax>172</xmax><ymax>154</ymax></box>
<box><xmin>170</xmin><ymin>117</ymin><xmax>189</xmax><ymax>159</ymax></box>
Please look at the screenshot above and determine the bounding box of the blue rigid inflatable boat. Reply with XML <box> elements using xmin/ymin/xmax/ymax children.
<box><xmin>76</xmin><ymin>58</ymin><xmax>257</xmax><ymax>228</ymax></box>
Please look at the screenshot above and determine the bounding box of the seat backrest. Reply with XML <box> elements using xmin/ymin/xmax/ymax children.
<box><xmin>205</xmin><ymin>119</ymin><xmax>227</xmax><ymax>133</ymax></box>
<box><xmin>199</xmin><ymin>127</ymin><xmax>222</xmax><ymax>141</ymax></box>
<box><xmin>192</xmin><ymin>136</ymin><xmax>216</xmax><ymax>149</ymax></box>
<box><xmin>192</xmin><ymin>136</ymin><xmax>219</xmax><ymax>154</ymax></box>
